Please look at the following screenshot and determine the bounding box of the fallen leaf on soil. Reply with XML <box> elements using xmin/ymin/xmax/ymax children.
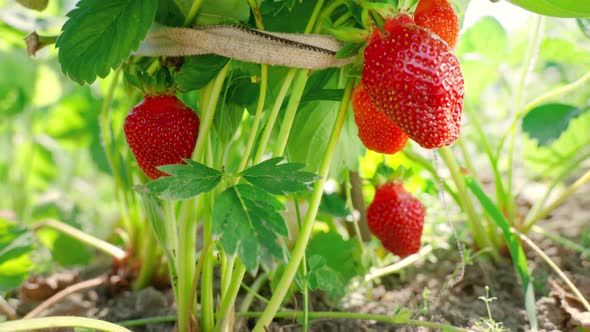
<box><xmin>549</xmin><ymin>278</ymin><xmax>590</xmax><ymax>329</ymax></box>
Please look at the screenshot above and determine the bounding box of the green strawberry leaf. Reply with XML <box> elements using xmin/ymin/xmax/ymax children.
<box><xmin>176</xmin><ymin>55</ymin><xmax>229</xmax><ymax>92</ymax></box>
<box><xmin>287</xmin><ymin>100</ymin><xmax>363</xmax><ymax>180</ymax></box>
<box><xmin>307</xmin><ymin>231</ymin><xmax>360</xmax><ymax>283</ymax></box>
<box><xmin>147</xmin><ymin>160</ymin><xmax>223</xmax><ymax>200</ymax></box>
<box><xmin>240</xmin><ymin>157</ymin><xmax>318</xmax><ymax>195</ymax></box>
<box><xmin>193</xmin><ymin>0</ymin><xmax>250</xmax><ymax>25</ymax></box>
<box><xmin>306</xmin><ymin>255</ymin><xmax>345</xmax><ymax>298</ymax></box>
<box><xmin>507</xmin><ymin>0</ymin><xmax>590</xmax><ymax>18</ymax></box>
<box><xmin>212</xmin><ymin>184</ymin><xmax>288</xmax><ymax>273</ymax></box>
<box><xmin>522</xmin><ymin>104</ymin><xmax>587</xmax><ymax>146</ymax></box>
<box><xmin>319</xmin><ymin>192</ymin><xmax>349</xmax><ymax>218</ymax></box>
<box><xmin>0</xmin><ymin>220</ymin><xmax>34</xmax><ymax>292</ymax></box>
<box><xmin>56</xmin><ymin>0</ymin><xmax>158</xmax><ymax>85</ymax></box>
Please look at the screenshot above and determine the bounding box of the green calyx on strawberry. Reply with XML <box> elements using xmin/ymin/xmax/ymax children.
<box><xmin>352</xmin><ymin>82</ymin><xmax>408</xmax><ymax>154</ymax></box>
<box><xmin>414</xmin><ymin>0</ymin><xmax>459</xmax><ymax>49</ymax></box>
<box><xmin>124</xmin><ymin>94</ymin><xmax>200</xmax><ymax>180</ymax></box>
<box><xmin>367</xmin><ymin>181</ymin><xmax>425</xmax><ymax>258</ymax></box>
<box><xmin>362</xmin><ymin>14</ymin><xmax>464</xmax><ymax>149</ymax></box>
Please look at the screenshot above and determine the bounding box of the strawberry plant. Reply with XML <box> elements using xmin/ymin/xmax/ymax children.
<box><xmin>1</xmin><ymin>0</ymin><xmax>590</xmax><ymax>332</ymax></box>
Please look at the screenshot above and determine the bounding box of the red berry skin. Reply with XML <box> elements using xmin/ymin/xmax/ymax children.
<box><xmin>367</xmin><ymin>182</ymin><xmax>425</xmax><ymax>258</ymax></box>
<box><xmin>352</xmin><ymin>83</ymin><xmax>409</xmax><ymax>154</ymax></box>
<box><xmin>414</xmin><ymin>0</ymin><xmax>459</xmax><ymax>49</ymax></box>
<box><xmin>362</xmin><ymin>14</ymin><xmax>464</xmax><ymax>149</ymax></box>
<box><xmin>124</xmin><ymin>95</ymin><xmax>200</xmax><ymax>180</ymax></box>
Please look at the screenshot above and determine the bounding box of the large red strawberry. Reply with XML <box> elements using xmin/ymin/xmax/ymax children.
<box><xmin>414</xmin><ymin>0</ymin><xmax>459</xmax><ymax>49</ymax></box>
<box><xmin>124</xmin><ymin>95</ymin><xmax>200</xmax><ymax>180</ymax></box>
<box><xmin>362</xmin><ymin>14</ymin><xmax>464</xmax><ymax>149</ymax></box>
<box><xmin>352</xmin><ymin>82</ymin><xmax>408</xmax><ymax>154</ymax></box>
<box><xmin>367</xmin><ymin>182</ymin><xmax>425</xmax><ymax>258</ymax></box>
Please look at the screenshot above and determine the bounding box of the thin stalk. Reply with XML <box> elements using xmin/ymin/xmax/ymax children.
<box><xmin>238</xmin><ymin>272</ymin><xmax>269</xmax><ymax>313</ymax></box>
<box><xmin>215</xmin><ymin>263</ymin><xmax>246</xmax><ymax>332</ymax></box>
<box><xmin>531</xmin><ymin>225</ymin><xmax>590</xmax><ymax>257</ymax></box>
<box><xmin>177</xmin><ymin>211</ymin><xmax>197</xmax><ymax>332</ymax></box>
<box><xmin>253</xmin><ymin>69</ymin><xmax>296</xmax><ymax>163</ymax></box>
<box><xmin>23</xmin><ymin>275</ymin><xmax>107</xmax><ymax>319</ymax></box>
<box><xmin>524</xmin><ymin>168</ymin><xmax>590</xmax><ymax>232</ymax></box>
<box><xmin>0</xmin><ymin>317</ymin><xmax>133</xmax><ymax>332</ymax></box>
<box><xmin>200</xmin><ymin>194</ymin><xmax>215</xmax><ymax>332</ymax></box>
<box><xmin>294</xmin><ymin>193</ymin><xmax>309</xmax><ymax>331</ymax></box>
<box><xmin>464</xmin><ymin>107</ymin><xmax>506</xmax><ymax>211</ymax></box>
<box><xmin>523</xmin><ymin>152</ymin><xmax>590</xmax><ymax>228</ymax></box>
<box><xmin>247</xmin><ymin>0</ymin><xmax>265</xmax><ymax>30</ymax></box>
<box><xmin>118</xmin><ymin>316</ymin><xmax>177</xmax><ymax>327</ymax></box>
<box><xmin>503</xmin><ymin>16</ymin><xmax>544</xmax><ymax>222</ymax></box>
<box><xmin>514</xmin><ymin>228</ymin><xmax>590</xmax><ymax>312</ymax></box>
<box><xmin>194</xmin><ymin>63</ymin><xmax>231</xmax><ymax>159</ymax></box>
<box><xmin>239</xmin><ymin>65</ymin><xmax>268</xmax><ymax>171</ymax></box>
<box><xmin>132</xmin><ymin>226</ymin><xmax>158</xmax><ymax>290</ymax></box>
<box><xmin>344</xmin><ymin>172</ymin><xmax>364</xmax><ymax>251</ymax></box>
<box><xmin>523</xmin><ymin>69</ymin><xmax>590</xmax><ymax>114</ymax></box>
<box><xmin>184</xmin><ymin>0</ymin><xmax>205</xmax><ymax>27</ymax></box>
<box><xmin>272</xmin><ymin>69</ymin><xmax>310</xmax><ymax>156</ymax></box>
<box><xmin>241</xmin><ymin>311</ymin><xmax>473</xmax><ymax>332</ymax></box>
<box><xmin>252</xmin><ymin>79</ymin><xmax>355</xmax><ymax>331</ymax></box>
<box><xmin>438</xmin><ymin>147</ymin><xmax>497</xmax><ymax>258</ymax></box>
<box><xmin>457</xmin><ymin>139</ymin><xmax>477</xmax><ymax>179</ymax></box>
<box><xmin>32</xmin><ymin>219</ymin><xmax>126</xmax><ymax>260</ymax></box>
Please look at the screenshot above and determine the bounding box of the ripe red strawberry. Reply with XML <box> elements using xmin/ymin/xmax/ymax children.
<box><xmin>367</xmin><ymin>182</ymin><xmax>425</xmax><ymax>258</ymax></box>
<box><xmin>124</xmin><ymin>95</ymin><xmax>200</xmax><ymax>180</ymax></box>
<box><xmin>352</xmin><ymin>82</ymin><xmax>408</xmax><ymax>154</ymax></box>
<box><xmin>414</xmin><ymin>0</ymin><xmax>459</xmax><ymax>49</ymax></box>
<box><xmin>362</xmin><ymin>14</ymin><xmax>464</xmax><ymax>149</ymax></box>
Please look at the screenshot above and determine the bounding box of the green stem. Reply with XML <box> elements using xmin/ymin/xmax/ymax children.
<box><xmin>132</xmin><ymin>226</ymin><xmax>159</xmax><ymax>290</ymax></box>
<box><xmin>248</xmin><ymin>0</ymin><xmax>265</xmax><ymax>30</ymax></box>
<box><xmin>464</xmin><ymin>106</ymin><xmax>506</xmax><ymax>212</ymax></box>
<box><xmin>272</xmin><ymin>69</ymin><xmax>310</xmax><ymax>156</ymax></box>
<box><xmin>215</xmin><ymin>263</ymin><xmax>246</xmax><ymax>331</ymax></box>
<box><xmin>194</xmin><ymin>63</ymin><xmax>231</xmax><ymax>160</ymax></box>
<box><xmin>118</xmin><ymin>316</ymin><xmax>177</xmax><ymax>327</ymax></box>
<box><xmin>33</xmin><ymin>219</ymin><xmax>126</xmax><ymax>260</ymax></box>
<box><xmin>176</xmin><ymin>207</ymin><xmax>197</xmax><ymax>332</ymax></box>
<box><xmin>253</xmin><ymin>69</ymin><xmax>296</xmax><ymax>163</ymax></box>
<box><xmin>523</xmin><ymin>69</ymin><xmax>590</xmax><ymax>114</ymax></box>
<box><xmin>252</xmin><ymin>79</ymin><xmax>355</xmax><ymax>331</ymax></box>
<box><xmin>531</xmin><ymin>225</ymin><xmax>590</xmax><ymax>257</ymax></box>
<box><xmin>0</xmin><ymin>317</ymin><xmax>133</xmax><ymax>332</ymax></box>
<box><xmin>183</xmin><ymin>0</ymin><xmax>205</xmax><ymax>26</ymax></box>
<box><xmin>239</xmin><ymin>65</ymin><xmax>268</xmax><ymax>171</ymax></box>
<box><xmin>242</xmin><ymin>311</ymin><xmax>473</xmax><ymax>332</ymax></box>
<box><xmin>438</xmin><ymin>147</ymin><xmax>496</xmax><ymax>258</ymax></box>
<box><xmin>524</xmin><ymin>168</ymin><xmax>590</xmax><ymax>232</ymax></box>
<box><xmin>238</xmin><ymin>272</ymin><xmax>269</xmax><ymax>313</ymax></box>
<box><xmin>501</xmin><ymin>16</ymin><xmax>544</xmax><ymax>222</ymax></box>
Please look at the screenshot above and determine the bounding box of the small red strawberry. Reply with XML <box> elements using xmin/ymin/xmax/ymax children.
<box><xmin>352</xmin><ymin>82</ymin><xmax>409</xmax><ymax>154</ymax></box>
<box><xmin>414</xmin><ymin>0</ymin><xmax>459</xmax><ymax>48</ymax></box>
<box><xmin>124</xmin><ymin>95</ymin><xmax>200</xmax><ymax>180</ymax></box>
<box><xmin>362</xmin><ymin>14</ymin><xmax>464</xmax><ymax>149</ymax></box>
<box><xmin>414</xmin><ymin>0</ymin><xmax>459</xmax><ymax>49</ymax></box>
<box><xmin>367</xmin><ymin>182</ymin><xmax>425</xmax><ymax>258</ymax></box>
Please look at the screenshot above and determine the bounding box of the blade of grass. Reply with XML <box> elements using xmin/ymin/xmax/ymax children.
<box><xmin>465</xmin><ymin>177</ymin><xmax>538</xmax><ymax>331</ymax></box>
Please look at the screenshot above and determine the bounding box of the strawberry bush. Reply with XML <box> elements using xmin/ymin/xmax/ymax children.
<box><xmin>1</xmin><ymin>0</ymin><xmax>590</xmax><ymax>331</ymax></box>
